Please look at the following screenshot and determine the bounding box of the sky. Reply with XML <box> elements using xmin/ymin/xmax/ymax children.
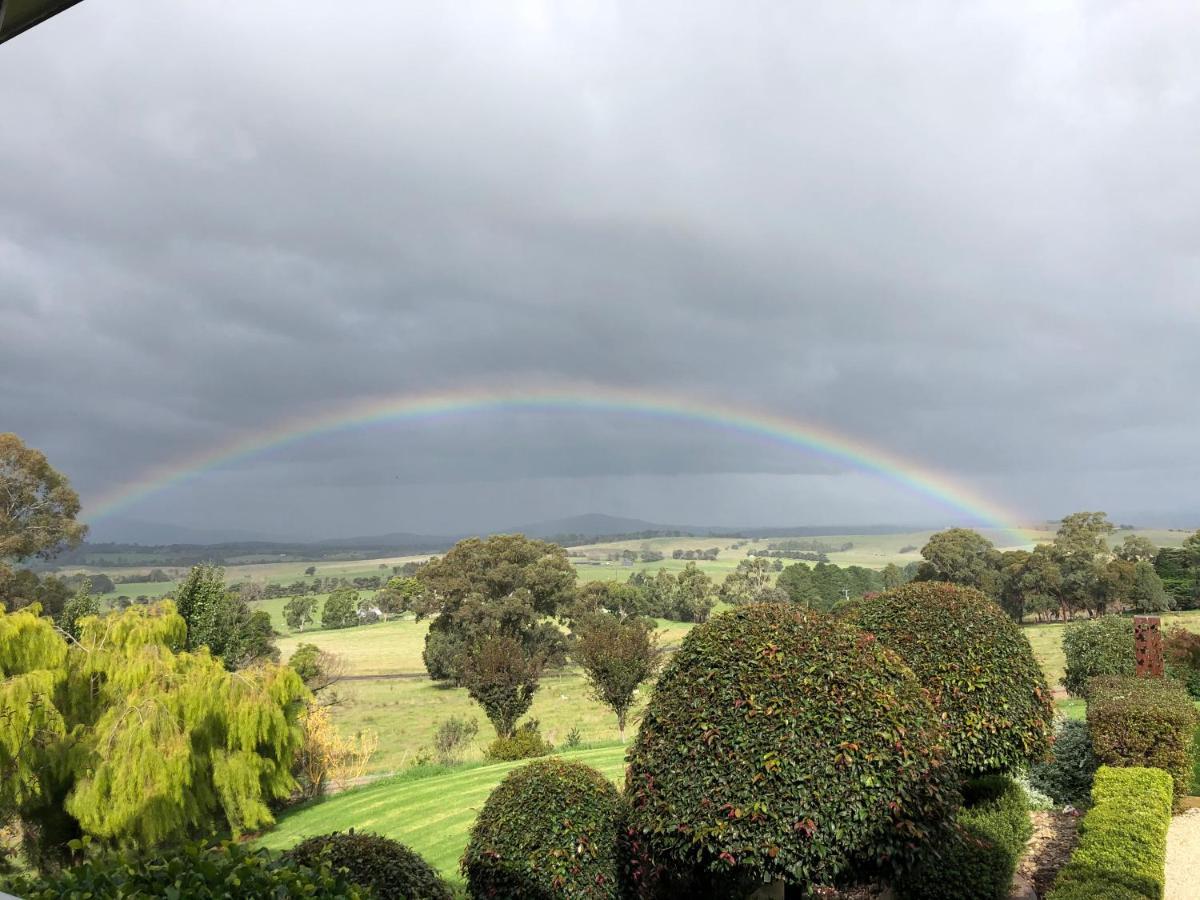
<box><xmin>3</xmin><ymin>1</ymin><xmax>1200</xmax><ymax>541</ymax></box>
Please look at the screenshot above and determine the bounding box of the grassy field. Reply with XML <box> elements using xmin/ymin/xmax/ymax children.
<box><xmin>257</xmin><ymin>744</ymin><xmax>628</xmax><ymax>884</ymax></box>
<box><xmin>275</xmin><ymin>616</ymin><xmax>695</xmax><ymax>773</ymax></box>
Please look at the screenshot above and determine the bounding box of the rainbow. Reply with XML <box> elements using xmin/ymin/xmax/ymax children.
<box><xmin>85</xmin><ymin>383</ymin><xmax>1036</xmax><ymax>545</ymax></box>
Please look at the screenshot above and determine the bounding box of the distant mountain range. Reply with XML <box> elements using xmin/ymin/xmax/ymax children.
<box><xmin>87</xmin><ymin>512</ymin><xmax>939</xmax><ymax>548</ymax></box>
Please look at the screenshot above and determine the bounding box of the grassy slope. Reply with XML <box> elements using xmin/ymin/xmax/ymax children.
<box><xmin>257</xmin><ymin>745</ymin><xmax>628</xmax><ymax>882</ymax></box>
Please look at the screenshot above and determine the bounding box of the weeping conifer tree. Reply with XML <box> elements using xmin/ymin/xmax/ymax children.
<box><xmin>0</xmin><ymin>600</ymin><xmax>309</xmax><ymax>867</ymax></box>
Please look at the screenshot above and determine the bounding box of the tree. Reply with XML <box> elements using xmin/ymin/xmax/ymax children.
<box><xmin>916</xmin><ymin>528</ymin><xmax>1001</xmax><ymax>595</ymax></box>
<box><xmin>0</xmin><ymin>601</ymin><xmax>307</xmax><ymax>868</ymax></box>
<box><xmin>321</xmin><ymin>587</ymin><xmax>359</xmax><ymax>629</ymax></box>
<box><xmin>460</xmin><ymin>634</ymin><xmax>543</xmax><ymax>739</ymax></box>
<box><xmin>174</xmin><ymin>564</ymin><xmax>279</xmax><ymax>668</ymax></box>
<box><xmin>1054</xmin><ymin>511</ymin><xmax>1116</xmax><ymax>618</ymax></box>
<box><xmin>58</xmin><ymin>578</ymin><xmax>98</xmax><ymax>640</ymax></box>
<box><xmin>776</xmin><ymin>562</ymin><xmax>821</xmax><ymax>607</ymax></box>
<box><xmin>0</xmin><ymin>433</ymin><xmax>87</xmax><ymax>563</ymax></box>
<box><xmin>1131</xmin><ymin>560</ymin><xmax>1170</xmax><ymax>613</ymax></box>
<box><xmin>416</xmin><ymin>535</ymin><xmax>575</xmax><ymax>684</ymax></box>
<box><xmin>717</xmin><ymin>557</ymin><xmax>774</xmax><ymax>605</ymax></box>
<box><xmin>287</xmin><ymin>643</ymin><xmax>349</xmax><ymax>704</ymax></box>
<box><xmin>881</xmin><ymin>562</ymin><xmax>906</xmax><ymax>590</ymax></box>
<box><xmin>374</xmin><ymin>576</ymin><xmax>424</xmax><ymax>620</ymax></box>
<box><xmin>0</xmin><ymin>568</ymin><xmax>72</xmax><ymax>619</ymax></box>
<box><xmin>283</xmin><ymin>595</ymin><xmax>318</xmax><ymax>632</ymax></box>
<box><xmin>672</xmin><ymin>562</ymin><xmax>715</xmax><ymax>622</ymax></box>
<box><xmin>304</xmin><ymin>566</ymin><xmax>317</xmax><ymax>576</ymax></box>
<box><xmin>571</xmin><ymin>615</ymin><xmax>663</xmax><ymax>740</ymax></box>
<box><xmin>1115</xmin><ymin>534</ymin><xmax>1158</xmax><ymax>563</ymax></box>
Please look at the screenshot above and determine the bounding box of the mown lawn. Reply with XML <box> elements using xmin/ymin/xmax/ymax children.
<box><xmin>257</xmin><ymin>744</ymin><xmax>628</xmax><ymax>883</ymax></box>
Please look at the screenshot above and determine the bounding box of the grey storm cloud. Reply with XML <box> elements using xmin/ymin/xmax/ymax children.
<box><xmin>3</xmin><ymin>0</ymin><xmax>1200</xmax><ymax>538</ymax></box>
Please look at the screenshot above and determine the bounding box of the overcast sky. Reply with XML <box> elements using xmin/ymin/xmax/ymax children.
<box><xmin>3</xmin><ymin>1</ymin><xmax>1200</xmax><ymax>541</ymax></box>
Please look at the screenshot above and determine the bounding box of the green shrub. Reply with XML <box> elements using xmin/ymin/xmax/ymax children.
<box><xmin>285</xmin><ymin>830</ymin><xmax>453</xmax><ymax>900</ymax></box>
<box><xmin>1062</xmin><ymin>616</ymin><xmax>1134</xmax><ymax>697</ymax></box>
<box><xmin>432</xmin><ymin>716</ymin><xmax>480</xmax><ymax>766</ymax></box>
<box><xmin>850</xmin><ymin>582</ymin><xmax>1053</xmax><ymax>775</ymax></box>
<box><xmin>624</xmin><ymin>604</ymin><xmax>957</xmax><ymax>892</ymax></box>
<box><xmin>462</xmin><ymin>757</ymin><xmax>623</xmax><ymax>899</ymax></box>
<box><xmin>14</xmin><ymin>838</ymin><xmax>364</xmax><ymax>898</ymax></box>
<box><xmin>1047</xmin><ymin>766</ymin><xmax>1171</xmax><ymax>900</ymax></box>
<box><xmin>894</xmin><ymin>775</ymin><xmax>1032</xmax><ymax>900</ymax></box>
<box><xmin>484</xmin><ymin>720</ymin><xmax>553</xmax><ymax>761</ymax></box>
<box><xmin>1028</xmin><ymin>719</ymin><xmax>1097</xmax><ymax>805</ymax></box>
<box><xmin>1087</xmin><ymin>675</ymin><xmax>1199</xmax><ymax>803</ymax></box>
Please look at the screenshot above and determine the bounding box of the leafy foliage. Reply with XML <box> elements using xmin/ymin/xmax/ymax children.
<box><xmin>484</xmin><ymin>720</ymin><xmax>553</xmax><ymax>761</ymax></box>
<box><xmin>462</xmin><ymin>633</ymin><xmax>543</xmax><ymax>738</ymax></box>
<box><xmin>0</xmin><ymin>601</ymin><xmax>309</xmax><ymax>866</ymax></box>
<box><xmin>433</xmin><ymin>716</ymin><xmax>480</xmax><ymax>765</ymax></box>
<box><xmin>1062</xmin><ymin>616</ymin><xmax>1134</xmax><ymax>697</ymax></box>
<box><xmin>895</xmin><ymin>775</ymin><xmax>1032</xmax><ymax>900</ymax></box>
<box><xmin>1046</xmin><ymin>767</ymin><xmax>1171</xmax><ymax>900</ymax></box>
<box><xmin>462</xmin><ymin>758</ymin><xmax>624</xmax><ymax>899</ymax></box>
<box><xmin>288</xmin><ymin>642</ymin><xmax>348</xmax><ymax>701</ymax></box>
<box><xmin>57</xmin><ymin>579</ymin><xmax>98</xmax><ymax>640</ymax></box>
<box><xmin>625</xmin><ymin>603</ymin><xmax>956</xmax><ymax>891</ymax></box>
<box><xmin>571</xmin><ymin>614</ymin><xmax>663</xmax><ymax>738</ymax></box>
<box><xmin>286</xmin><ymin>830</ymin><xmax>453</xmax><ymax>900</ymax></box>
<box><xmin>284</xmin><ymin>594</ymin><xmax>318</xmax><ymax>631</ymax></box>
<box><xmin>916</xmin><ymin>528</ymin><xmax>1002</xmax><ymax>595</ymax></box>
<box><xmin>1028</xmin><ymin>719</ymin><xmax>1097</xmax><ymax>805</ymax></box>
<box><xmin>850</xmin><ymin>582</ymin><xmax>1053</xmax><ymax>775</ymax></box>
<box><xmin>174</xmin><ymin>563</ymin><xmax>278</xmax><ymax>669</ymax></box>
<box><xmin>1086</xmin><ymin>675</ymin><xmax>1199</xmax><ymax>804</ymax></box>
<box><xmin>0</xmin><ymin>433</ymin><xmax>87</xmax><ymax>562</ymax></box>
<box><xmin>418</xmin><ymin>534</ymin><xmax>576</xmax><ymax>683</ymax></box>
<box><xmin>322</xmin><ymin>586</ymin><xmax>361</xmax><ymax>629</ymax></box>
<box><xmin>13</xmin><ymin>837</ymin><xmax>365</xmax><ymax>898</ymax></box>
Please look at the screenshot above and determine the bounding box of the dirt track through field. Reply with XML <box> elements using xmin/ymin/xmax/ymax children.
<box><xmin>1165</xmin><ymin>808</ymin><xmax>1200</xmax><ymax>899</ymax></box>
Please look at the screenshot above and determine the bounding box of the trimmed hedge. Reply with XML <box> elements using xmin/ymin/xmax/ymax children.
<box><xmin>624</xmin><ymin>604</ymin><xmax>957</xmax><ymax>891</ymax></box>
<box><xmin>285</xmin><ymin>830</ymin><xmax>453</xmax><ymax>900</ymax></box>
<box><xmin>1028</xmin><ymin>719</ymin><xmax>1097</xmax><ymax>805</ymax></box>
<box><xmin>894</xmin><ymin>775</ymin><xmax>1032</xmax><ymax>900</ymax></box>
<box><xmin>1047</xmin><ymin>766</ymin><xmax>1172</xmax><ymax>900</ymax></box>
<box><xmin>15</xmin><ymin>839</ymin><xmax>365</xmax><ymax>899</ymax></box>
<box><xmin>462</xmin><ymin>757</ymin><xmax>624</xmax><ymax>899</ymax></box>
<box><xmin>850</xmin><ymin>582</ymin><xmax>1054</xmax><ymax>775</ymax></box>
<box><xmin>1087</xmin><ymin>675</ymin><xmax>1199</xmax><ymax>803</ymax></box>
<box><xmin>1062</xmin><ymin>616</ymin><xmax>1134</xmax><ymax>698</ymax></box>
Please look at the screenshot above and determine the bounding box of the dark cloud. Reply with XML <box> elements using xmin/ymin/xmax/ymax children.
<box><xmin>3</xmin><ymin>1</ymin><xmax>1200</xmax><ymax>538</ymax></box>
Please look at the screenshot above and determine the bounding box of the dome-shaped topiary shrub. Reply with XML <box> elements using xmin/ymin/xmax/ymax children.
<box><xmin>624</xmin><ymin>603</ymin><xmax>957</xmax><ymax>893</ymax></box>
<box><xmin>285</xmin><ymin>830</ymin><xmax>453</xmax><ymax>900</ymax></box>
<box><xmin>462</xmin><ymin>757</ymin><xmax>624</xmax><ymax>899</ymax></box>
<box><xmin>850</xmin><ymin>582</ymin><xmax>1053</xmax><ymax>775</ymax></box>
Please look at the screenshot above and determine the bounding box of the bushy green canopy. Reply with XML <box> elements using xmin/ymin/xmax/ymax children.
<box><xmin>0</xmin><ymin>601</ymin><xmax>309</xmax><ymax>859</ymax></box>
<box><xmin>850</xmin><ymin>582</ymin><xmax>1053</xmax><ymax>775</ymax></box>
<box><xmin>625</xmin><ymin>604</ymin><xmax>956</xmax><ymax>891</ymax></box>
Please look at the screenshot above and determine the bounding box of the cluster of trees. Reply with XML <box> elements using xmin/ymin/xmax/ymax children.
<box><xmin>1154</xmin><ymin>533</ymin><xmax>1200</xmax><ymax>609</ymax></box>
<box><xmin>670</xmin><ymin>547</ymin><xmax>719</xmax><ymax>560</ymax></box>
<box><xmin>747</xmin><ymin>538</ymin><xmax>854</xmax><ymax>560</ymax></box>
<box><xmin>913</xmin><ymin>515</ymin><xmax>1182</xmax><ymax>621</ymax></box>
<box><xmin>0</xmin><ymin>433</ymin><xmax>319</xmax><ymax>876</ymax></box>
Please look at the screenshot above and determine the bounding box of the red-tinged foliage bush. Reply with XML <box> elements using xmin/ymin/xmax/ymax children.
<box><xmin>851</xmin><ymin>582</ymin><xmax>1053</xmax><ymax>775</ymax></box>
<box><xmin>624</xmin><ymin>603</ymin><xmax>957</xmax><ymax>894</ymax></box>
<box><xmin>462</xmin><ymin>758</ymin><xmax>624</xmax><ymax>899</ymax></box>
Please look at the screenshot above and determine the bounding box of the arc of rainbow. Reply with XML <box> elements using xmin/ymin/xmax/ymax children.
<box><xmin>85</xmin><ymin>383</ymin><xmax>1036</xmax><ymax>545</ymax></box>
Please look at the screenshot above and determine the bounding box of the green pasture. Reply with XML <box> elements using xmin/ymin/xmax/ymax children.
<box><xmin>257</xmin><ymin>744</ymin><xmax>628</xmax><ymax>884</ymax></box>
